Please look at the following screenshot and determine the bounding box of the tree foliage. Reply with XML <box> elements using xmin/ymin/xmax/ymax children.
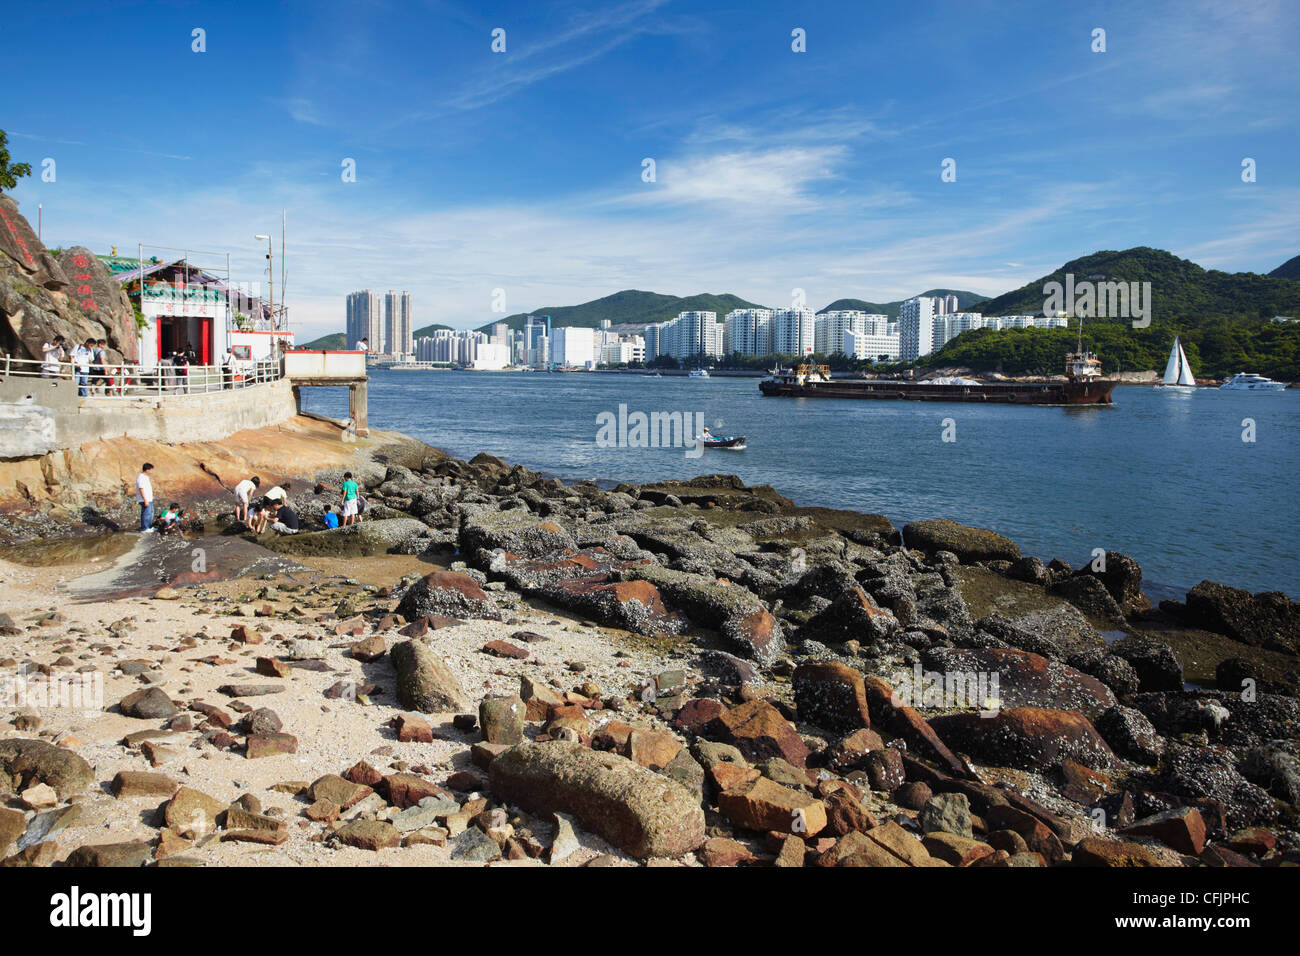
<box><xmin>923</xmin><ymin>320</ymin><xmax>1300</xmax><ymax>380</ymax></box>
<box><xmin>0</xmin><ymin>130</ymin><xmax>33</xmax><ymax>191</ymax></box>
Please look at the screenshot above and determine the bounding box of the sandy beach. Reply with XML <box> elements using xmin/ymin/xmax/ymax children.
<box><xmin>0</xmin><ymin>541</ymin><xmax>697</xmax><ymax>866</ymax></box>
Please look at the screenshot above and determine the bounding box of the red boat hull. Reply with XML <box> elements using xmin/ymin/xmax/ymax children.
<box><xmin>758</xmin><ymin>379</ymin><xmax>1116</xmax><ymax>405</ymax></box>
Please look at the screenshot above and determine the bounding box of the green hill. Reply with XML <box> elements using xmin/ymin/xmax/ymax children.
<box><xmin>920</xmin><ymin>248</ymin><xmax>1300</xmax><ymax>380</ymax></box>
<box><xmin>410</xmin><ymin>322</ymin><xmax>454</xmax><ymax>338</ymax></box>
<box><xmin>973</xmin><ymin>247</ymin><xmax>1300</xmax><ymax>322</ymax></box>
<box><xmin>1270</xmin><ymin>255</ymin><xmax>1300</xmax><ymax>281</ymax></box>
<box><xmin>301</xmin><ymin>325</ymin><xmax>453</xmax><ymax>350</ymax></box>
<box><xmin>473</xmin><ymin>290</ymin><xmax>767</xmax><ymax>333</ymax></box>
<box><xmin>923</xmin><ymin>322</ymin><xmax>1300</xmax><ymax>381</ymax></box>
<box><xmin>818</xmin><ymin>289</ymin><xmax>989</xmax><ymax>319</ymax></box>
<box><xmin>301</xmin><ymin>332</ymin><xmax>347</xmax><ymax>350</ymax></box>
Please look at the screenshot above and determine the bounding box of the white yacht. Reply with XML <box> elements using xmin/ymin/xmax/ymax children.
<box><xmin>1157</xmin><ymin>337</ymin><xmax>1197</xmax><ymax>391</ymax></box>
<box><xmin>1220</xmin><ymin>372</ymin><xmax>1287</xmax><ymax>391</ymax></box>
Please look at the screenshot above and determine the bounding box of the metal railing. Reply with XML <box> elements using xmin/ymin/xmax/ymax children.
<box><xmin>1</xmin><ymin>354</ymin><xmax>283</xmax><ymax>398</ymax></box>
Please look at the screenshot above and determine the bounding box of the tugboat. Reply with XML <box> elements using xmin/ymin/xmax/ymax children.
<box><xmin>759</xmin><ymin>319</ymin><xmax>1116</xmax><ymax>405</ymax></box>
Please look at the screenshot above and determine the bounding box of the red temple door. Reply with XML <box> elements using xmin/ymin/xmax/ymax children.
<box><xmin>197</xmin><ymin>317</ymin><xmax>212</xmax><ymax>364</ymax></box>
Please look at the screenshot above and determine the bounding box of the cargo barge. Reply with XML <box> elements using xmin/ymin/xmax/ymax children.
<box><xmin>759</xmin><ymin>350</ymin><xmax>1116</xmax><ymax>405</ymax></box>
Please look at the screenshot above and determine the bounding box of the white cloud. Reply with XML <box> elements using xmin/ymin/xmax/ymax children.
<box><xmin>614</xmin><ymin>146</ymin><xmax>847</xmax><ymax>210</ymax></box>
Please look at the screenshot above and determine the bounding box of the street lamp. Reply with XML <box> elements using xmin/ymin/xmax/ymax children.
<box><xmin>255</xmin><ymin>234</ymin><xmax>273</xmax><ymax>329</ymax></box>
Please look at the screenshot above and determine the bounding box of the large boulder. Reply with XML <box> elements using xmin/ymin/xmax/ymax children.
<box><xmin>716</xmin><ymin>777</ymin><xmax>827</xmax><ymax>836</ymax></box>
<box><xmin>1158</xmin><ymin>746</ymin><xmax>1276</xmax><ymax>830</ymax></box>
<box><xmin>56</xmin><ymin>246</ymin><xmax>138</xmax><ymax>361</ymax></box>
<box><xmin>1109</xmin><ymin>637</ymin><xmax>1183</xmax><ymax>692</ymax></box>
<box><xmin>1069</xmin><ymin>552</ymin><xmax>1150</xmax><ymax>616</ymax></box>
<box><xmin>488</xmin><ymin>741</ymin><xmax>706</xmax><ymax>859</ymax></box>
<box><xmin>861</xmin><ymin>676</ymin><xmax>968</xmax><ymax>777</ymax></box>
<box><xmin>792</xmin><ymin>661</ymin><xmax>872</xmax><ymax>732</ymax></box>
<box><xmin>544</xmin><ymin>577</ymin><xmax>681</xmax><ymax>637</ymax></box>
<box><xmin>623</xmin><ymin>565</ymin><xmax>784</xmax><ymax>663</ymax></box>
<box><xmin>800</xmin><ymin>586</ymin><xmax>899</xmax><ymax>646</ymax></box>
<box><xmin>391</xmin><ymin>639</ymin><xmax>469</xmax><ymax>713</ymax></box>
<box><xmin>902</xmin><ymin>520</ymin><xmax>1020</xmax><ymax>563</ymax></box>
<box><xmin>1047</xmin><ymin>576</ymin><xmax>1126</xmax><ymax>626</ymax></box>
<box><xmin>460</xmin><ymin>510</ymin><xmax>577</xmax><ymax>562</ymax></box>
<box><xmin>0</xmin><ymin>739</ymin><xmax>94</xmax><ymax>800</ymax></box>
<box><xmin>396</xmin><ymin>570</ymin><xmax>500</xmax><ymax>621</ymax></box>
<box><xmin>704</xmin><ymin>700</ymin><xmax>809</xmax><ymax>769</ymax></box>
<box><xmin>928</xmin><ymin>707</ymin><xmax>1115</xmax><ymax>771</ymax></box>
<box><xmin>265</xmin><ymin>518</ymin><xmax>434</xmax><ymax>558</ymax></box>
<box><xmin>1094</xmin><ymin>705</ymin><xmax>1165</xmax><ymax>766</ymax></box>
<box><xmin>1183</xmin><ymin>581</ymin><xmax>1300</xmax><ymax>654</ymax></box>
<box><xmin>921</xmin><ymin>647</ymin><xmax>1117</xmax><ymax>721</ymax></box>
<box><xmin>0</xmin><ymin>198</ymin><xmax>136</xmax><ymax>362</ymax></box>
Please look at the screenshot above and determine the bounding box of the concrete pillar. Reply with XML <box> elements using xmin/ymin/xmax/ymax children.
<box><xmin>348</xmin><ymin>380</ymin><xmax>369</xmax><ymax>437</ymax></box>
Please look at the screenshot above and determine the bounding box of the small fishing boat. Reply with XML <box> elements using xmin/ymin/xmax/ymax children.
<box><xmin>701</xmin><ymin>434</ymin><xmax>746</xmax><ymax>449</ymax></box>
<box><xmin>1157</xmin><ymin>336</ymin><xmax>1197</xmax><ymax>390</ymax></box>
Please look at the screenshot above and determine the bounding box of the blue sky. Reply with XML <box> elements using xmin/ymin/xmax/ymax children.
<box><xmin>5</xmin><ymin>0</ymin><xmax>1298</xmax><ymax>339</ymax></box>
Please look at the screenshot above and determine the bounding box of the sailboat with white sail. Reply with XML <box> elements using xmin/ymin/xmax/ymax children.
<box><xmin>1157</xmin><ymin>336</ymin><xmax>1197</xmax><ymax>391</ymax></box>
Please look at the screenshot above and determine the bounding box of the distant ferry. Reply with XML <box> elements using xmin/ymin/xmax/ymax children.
<box><xmin>1220</xmin><ymin>372</ymin><xmax>1287</xmax><ymax>391</ymax></box>
<box><xmin>688</xmin><ymin>368</ymin><xmax>710</xmax><ymax>379</ymax></box>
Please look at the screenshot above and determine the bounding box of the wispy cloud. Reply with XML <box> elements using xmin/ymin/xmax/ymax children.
<box><xmin>414</xmin><ymin>0</ymin><xmax>672</xmax><ymax>117</ymax></box>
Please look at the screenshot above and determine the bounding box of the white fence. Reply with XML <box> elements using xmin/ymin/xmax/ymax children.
<box><xmin>1</xmin><ymin>354</ymin><xmax>282</xmax><ymax>398</ymax></box>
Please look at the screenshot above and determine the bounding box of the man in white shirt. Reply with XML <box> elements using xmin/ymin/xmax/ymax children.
<box><xmin>72</xmin><ymin>339</ymin><xmax>94</xmax><ymax>396</ymax></box>
<box><xmin>42</xmin><ymin>337</ymin><xmax>66</xmax><ymax>377</ymax></box>
<box><xmin>262</xmin><ymin>481</ymin><xmax>290</xmax><ymax>505</ymax></box>
<box><xmin>233</xmin><ymin>475</ymin><xmax>260</xmax><ymax>523</ymax></box>
<box><xmin>136</xmin><ymin>463</ymin><xmax>156</xmax><ymax>532</ymax></box>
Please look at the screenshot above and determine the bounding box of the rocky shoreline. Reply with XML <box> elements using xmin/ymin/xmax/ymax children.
<box><xmin>2</xmin><ymin>438</ymin><xmax>1297</xmax><ymax>868</ymax></box>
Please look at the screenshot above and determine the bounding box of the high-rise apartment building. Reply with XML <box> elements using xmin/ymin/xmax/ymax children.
<box><xmin>771</xmin><ymin>309</ymin><xmax>816</xmax><ymax>356</ymax></box>
<box><xmin>551</xmin><ymin>326</ymin><xmax>597</xmax><ymax>367</ymax></box>
<box><xmin>815</xmin><ymin>311</ymin><xmax>891</xmax><ymax>355</ymax></box>
<box><xmin>524</xmin><ymin>315</ymin><xmax>551</xmax><ymax>367</ymax></box>
<box><xmin>648</xmin><ymin>312</ymin><xmax>723</xmax><ymax>362</ymax></box>
<box><xmin>346</xmin><ymin>290</ymin><xmax>384</xmax><ymax>352</ymax></box>
<box><xmin>723</xmin><ymin>309</ymin><xmax>774</xmax><ymax>356</ymax></box>
<box><xmin>383</xmin><ymin>290</ymin><xmax>412</xmax><ymax>359</ymax></box>
<box><xmin>899</xmin><ymin>296</ymin><xmax>938</xmax><ymax>361</ymax></box>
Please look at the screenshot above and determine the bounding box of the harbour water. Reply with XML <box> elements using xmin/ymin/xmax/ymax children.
<box><xmin>304</xmin><ymin>370</ymin><xmax>1299</xmax><ymax>597</ymax></box>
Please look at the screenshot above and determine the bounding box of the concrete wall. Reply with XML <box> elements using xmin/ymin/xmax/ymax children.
<box><xmin>0</xmin><ymin>377</ymin><xmax>298</xmax><ymax>456</ymax></box>
<box><xmin>0</xmin><ymin>374</ymin><xmax>80</xmax><ymax>412</ymax></box>
<box><xmin>284</xmin><ymin>349</ymin><xmax>367</xmax><ymax>378</ymax></box>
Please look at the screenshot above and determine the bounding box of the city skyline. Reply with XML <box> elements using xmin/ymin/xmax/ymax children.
<box><xmin>4</xmin><ymin>0</ymin><xmax>1297</xmax><ymax>344</ymax></box>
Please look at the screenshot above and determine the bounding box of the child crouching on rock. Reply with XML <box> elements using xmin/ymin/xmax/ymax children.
<box><xmin>247</xmin><ymin>500</ymin><xmax>270</xmax><ymax>535</ymax></box>
<box><xmin>158</xmin><ymin>503</ymin><xmax>186</xmax><ymax>537</ymax></box>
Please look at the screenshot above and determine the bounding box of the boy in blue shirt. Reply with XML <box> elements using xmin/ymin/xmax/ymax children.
<box><xmin>323</xmin><ymin>505</ymin><xmax>340</xmax><ymax>529</ymax></box>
